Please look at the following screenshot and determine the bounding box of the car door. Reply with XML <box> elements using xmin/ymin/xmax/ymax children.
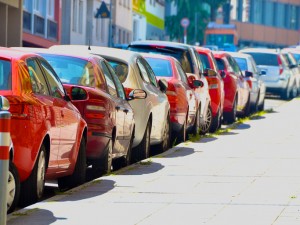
<box><xmin>26</xmin><ymin>57</ymin><xmax>61</xmax><ymax>174</ymax></box>
<box><xmin>38</xmin><ymin>57</ymin><xmax>79</xmax><ymax>171</ymax></box>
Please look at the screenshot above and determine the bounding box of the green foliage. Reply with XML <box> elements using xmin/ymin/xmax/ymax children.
<box><xmin>165</xmin><ymin>0</ymin><xmax>209</xmax><ymax>44</ymax></box>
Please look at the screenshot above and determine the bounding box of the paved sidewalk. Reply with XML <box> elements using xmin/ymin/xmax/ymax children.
<box><xmin>7</xmin><ymin>98</ymin><xmax>300</xmax><ymax>225</ymax></box>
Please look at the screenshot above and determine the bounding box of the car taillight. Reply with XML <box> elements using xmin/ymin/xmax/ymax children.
<box><xmin>165</xmin><ymin>82</ymin><xmax>178</xmax><ymax>109</ymax></box>
<box><xmin>207</xmin><ymin>78</ymin><xmax>219</xmax><ymax>89</ymax></box>
<box><xmin>278</xmin><ymin>56</ymin><xmax>283</xmax><ymax>75</ymax></box>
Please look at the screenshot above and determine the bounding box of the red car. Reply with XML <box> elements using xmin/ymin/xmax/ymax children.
<box><xmin>195</xmin><ymin>47</ymin><xmax>225</xmax><ymax>132</ymax></box>
<box><xmin>213</xmin><ymin>51</ymin><xmax>251</xmax><ymax>124</ymax></box>
<box><xmin>36</xmin><ymin>49</ymin><xmax>146</xmax><ymax>176</ymax></box>
<box><xmin>142</xmin><ymin>53</ymin><xmax>202</xmax><ymax>143</ymax></box>
<box><xmin>0</xmin><ymin>48</ymin><xmax>87</xmax><ymax>212</ymax></box>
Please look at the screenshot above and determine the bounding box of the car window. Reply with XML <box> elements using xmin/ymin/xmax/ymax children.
<box><xmin>107</xmin><ymin>60</ymin><xmax>128</xmax><ymax>84</ymax></box>
<box><xmin>234</xmin><ymin>57</ymin><xmax>248</xmax><ymax>71</ymax></box>
<box><xmin>39</xmin><ymin>58</ymin><xmax>65</xmax><ymax>99</ymax></box>
<box><xmin>198</xmin><ymin>53</ymin><xmax>210</xmax><ymax>70</ymax></box>
<box><xmin>0</xmin><ymin>59</ymin><xmax>12</xmax><ymax>90</ymax></box>
<box><xmin>26</xmin><ymin>58</ymin><xmax>49</xmax><ymax>95</ymax></box>
<box><xmin>210</xmin><ymin>53</ymin><xmax>219</xmax><ymax>71</ymax></box>
<box><xmin>175</xmin><ymin>61</ymin><xmax>188</xmax><ymax>84</ymax></box>
<box><xmin>216</xmin><ymin>58</ymin><xmax>225</xmax><ymax>71</ymax></box>
<box><xmin>249</xmin><ymin>56</ymin><xmax>258</xmax><ymax>73</ymax></box>
<box><xmin>140</xmin><ymin>57</ymin><xmax>158</xmax><ymax>87</ymax></box>
<box><xmin>101</xmin><ymin>62</ymin><xmax>118</xmax><ymax>97</ymax></box>
<box><xmin>245</xmin><ymin>52</ymin><xmax>279</xmax><ymax>66</ymax></box>
<box><xmin>228</xmin><ymin>56</ymin><xmax>242</xmax><ymax>75</ymax></box>
<box><xmin>137</xmin><ymin>58</ymin><xmax>150</xmax><ymax>83</ymax></box>
<box><xmin>105</xmin><ymin>61</ymin><xmax>126</xmax><ymax>99</ymax></box>
<box><xmin>41</xmin><ymin>54</ymin><xmax>96</xmax><ymax>88</ymax></box>
<box><xmin>144</xmin><ymin>57</ymin><xmax>173</xmax><ymax>77</ymax></box>
<box><xmin>193</xmin><ymin>49</ymin><xmax>204</xmax><ymax>73</ymax></box>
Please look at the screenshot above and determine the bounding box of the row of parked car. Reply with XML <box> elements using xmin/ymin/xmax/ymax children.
<box><xmin>1</xmin><ymin>41</ymin><xmax>299</xmax><ymax>214</ymax></box>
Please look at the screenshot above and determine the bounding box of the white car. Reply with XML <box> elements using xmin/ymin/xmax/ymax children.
<box><xmin>227</xmin><ymin>52</ymin><xmax>266</xmax><ymax>111</ymax></box>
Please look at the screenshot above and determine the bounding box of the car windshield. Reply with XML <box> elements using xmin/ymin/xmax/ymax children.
<box><xmin>234</xmin><ymin>57</ymin><xmax>248</xmax><ymax>71</ymax></box>
<box><xmin>292</xmin><ymin>53</ymin><xmax>300</xmax><ymax>62</ymax></box>
<box><xmin>244</xmin><ymin>52</ymin><xmax>278</xmax><ymax>66</ymax></box>
<box><xmin>144</xmin><ymin>57</ymin><xmax>172</xmax><ymax>77</ymax></box>
<box><xmin>106</xmin><ymin>60</ymin><xmax>128</xmax><ymax>83</ymax></box>
<box><xmin>41</xmin><ymin>54</ymin><xmax>95</xmax><ymax>87</ymax></box>
<box><xmin>128</xmin><ymin>45</ymin><xmax>194</xmax><ymax>73</ymax></box>
<box><xmin>0</xmin><ymin>59</ymin><xmax>12</xmax><ymax>90</ymax></box>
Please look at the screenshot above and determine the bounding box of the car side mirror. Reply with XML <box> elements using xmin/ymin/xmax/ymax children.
<box><xmin>128</xmin><ymin>89</ymin><xmax>147</xmax><ymax>100</ymax></box>
<box><xmin>70</xmin><ymin>86</ymin><xmax>88</xmax><ymax>101</ymax></box>
<box><xmin>220</xmin><ymin>70</ymin><xmax>226</xmax><ymax>79</ymax></box>
<box><xmin>187</xmin><ymin>75</ymin><xmax>203</xmax><ymax>88</ymax></box>
<box><xmin>203</xmin><ymin>68</ymin><xmax>217</xmax><ymax>77</ymax></box>
<box><xmin>245</xmin><ymin>71</ymin><xmax>253</xmax><ymax>77</ymax></box>
<box><xmin>158</xmin><ymin>79</ymin><xmax>168</xmax><ymax>93</ymax></box>
<box><xmin>0</xmin><ymin>96</ymin><xmax>10</xmax><ymax>111</ymax></box>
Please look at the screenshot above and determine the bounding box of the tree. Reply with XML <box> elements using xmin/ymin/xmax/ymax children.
<box><xmin>202</xmin><ymin>0</ymin><xmax>229</xmax><ymax>22</ymax></box>
<box><xmin>165</xmin><ymin>0</ymin><xmax>209</xmax><ymax>44</ymax></box>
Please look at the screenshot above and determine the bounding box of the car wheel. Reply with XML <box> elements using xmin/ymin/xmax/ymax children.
<box><xmin>132</xmin><ymin>120</ymin><xmax>151</xmax><ymax>163</ymax></box>
<box><xmin>7</xmin><ymin>161</ymin><xmax>20</xmax><ymax>214</ymax></box>
<box><xmin>281</xmin><ymin>87</ymin><xmax>290</xmax><ymax>100</ymax></box>
<box><xmin>176</xmin><ymin>117</ymin><xmax>187</xmax><ymax>144</ymax></box>
<box><xmin>192</xmin><ymin>108</ymin><xmax>200</xmax><ymax>136</ymax></box>
<box><xmin>242</xmin><ymin>96</ymin><xmax>251</xmax><ymax>118</ymax></box>
<box><xmin>223</xmin><ymin>97</ymin><xmax>237</xmax><ymax>124</ymax></box>
<box><xmin>19</xmin><ymin>145</ymin><xmax>46</xmax><ymax>206</ymax></box>
<box><xmin>209</xmin><ymin>108</ymin><xmax>220</xmax><ymax>133</ymax></box>
<box><xmin>251</xmin><ymin>94</ymin><xmax>259</xmax><ymax>113</ymax></box>
<box><xmin>258</xmin><ymin>98</ymin><xmax>265</xmax><ymax>111</ymax></box>
<box><xmin>58</xmin><ymin>137</ymin><xmax>87</xmax><ymax>190</ymax></box>
<box><xmin>113</xmin><ymin>132</ymin><xmax>134</xmax><ymax>170</ymax></box>
<box><xmin>156</xmin><ymin>114</ymin><xmax>171</xmax><ymax>153</ymax></box>
<box><xmin>291</xmin><ymin>83</ymin><xmax>298</xmax><ymax>99</ymax></box>
<box><xmin>200</xmin><ymin>105</ymin><xmax>212</xmax><ymax>135</ymax></box>
<box><xmin>91</xmin><ymin>138</ymin><xmax>112</xmax><ymax>177</ymax></box>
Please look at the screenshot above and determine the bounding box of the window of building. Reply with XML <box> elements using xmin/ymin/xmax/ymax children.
<box><xmin>123</xmin><ymin>30</ymin><xmax>126</xmax><ymax>44</ymax></box>
<box><xmin>264</xmin><ymin>1</ymin><xmax>273</xmax><ymax>26</ymax></box>
<box><xmin>79</xmin><ymin>0</ymin><xmax>83</xmax><ymax>33</ymax></box>
<box><xmin>34</xmin><ymin>0</ymin><xmax>43</xmax><ymax>14</ymax></box>
<box><xmin>72</xmin><ymin>0</ymin><xmax>78</xmax><ymax>32</ymax></box>
<box><xmin>250</xmin><ymin>0</ymin><xmax>263</xmax><ymax>24</ymax></box>
<box><xmin>276</xmin><ymin>3</ymin><xmax>285</xmax><ymax>28</ymax></box>
<box><xmin>48</xmin><ymin>0</ymin><xmax>55</xmax><ymax>19</ymax></box>
<box><xmin>289</xmin><ymin>5</ymin><xmax>297</xmax><ymax>30</ymax></box>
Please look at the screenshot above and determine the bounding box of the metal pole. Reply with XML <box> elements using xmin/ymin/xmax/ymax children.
<box><xmin>108</xmin><ymin>0</ymin><xmax>112</xmax><ymax>47</ymax></box>
<box><xmin>0</xmin><ymin>111</ymin><xmax>11</xmax><ymax>225</ymax></box>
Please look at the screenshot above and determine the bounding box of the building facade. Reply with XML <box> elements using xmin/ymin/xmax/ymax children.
<box><xmin>231</xmin><ymin>0</ymin><xmax>300</xmax><ymax>48</ymax></box>
<box><xmin>132</xmin><ymin>0</ymin><xmax>165</xmax><ymax>41</ymax></box>
<box><xmin>0</xmin><ymin>0</ymin><xmax>22</xmax><ymax>47</ymax></box>
<box><xmin>22</xmin><ymin>0</ymin><xmax>61</xmax><ymax>47</ymax></box>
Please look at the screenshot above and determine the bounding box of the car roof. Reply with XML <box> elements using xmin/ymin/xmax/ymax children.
<box><xmin>50</xmin><ymin>45</ymin><xmax>142</xmax><ymax>63</ymax></box>
<box><xmin>226</xmin><ymin>51</ymin><xmax>252</xmax><ymax>59</ymax></box>
<box><xmin>0</xmin><ymin>47</ymin><xmax>38</xmax><ymax>60</ymax></box>
<box><xmin>239</xmin><ymin>48</ymin><xmax>280</xmax><ymax>55</ymax></box>
<box><xmin>12</xmin><ymin>46</ymin><xmax>105</xmax><ymax>61</ymax></box>
<box><xmin>129</xmin><ymin>40</ymin><xmax>192</xmax><ymax>50</ymax></box>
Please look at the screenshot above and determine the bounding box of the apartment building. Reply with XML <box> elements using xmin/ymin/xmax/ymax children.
<box><xmin>0</xmin><ymin>0</ymin><xmax>22</xmax><ymax>47</ymax></box>
<box><xmin>231</xmin><ymin>0</ymin><xmax>300</xmax><ymax>48</ymax></box>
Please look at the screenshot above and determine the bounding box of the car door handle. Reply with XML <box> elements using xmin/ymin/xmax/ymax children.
<box><xmin>123</xmin><ymin>109</ymin><xmax>129</xmax><ymax>114</ymax></box>
<box><xmin>115</xmin><ymin>106</ymin><xmax>120</xmax><ymax>111</ymax></box>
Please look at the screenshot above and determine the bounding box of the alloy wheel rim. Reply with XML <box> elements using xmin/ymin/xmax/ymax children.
<box><xmin>201</xmin><ymin>107</ymin><xmax>212</xmax><ymax>132</ymax></box>
<box><xmin>145</xmin><ymin>124</ymin><xmax>150</xmax><ymax>157</ymax></box>
<box><xmin>163</xmin><ymin>119</ymin><xmax>170</xmax><ymax>150</ymax></box>
<box><xmin>37</xmin><ymin>151</ymin><xmax>46</xmax><ymax>199</ymax></box>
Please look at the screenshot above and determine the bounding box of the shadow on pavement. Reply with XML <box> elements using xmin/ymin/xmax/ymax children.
<box><xmin>58</xmin><ymin>179</ymin><xmax>116</xmax><ymax>202</ymax></box>
<box><xmin>200</xmin><ymin>136</ymin><xmax>218</xmax><ymax>143</ymax></box>
<box><xmin>122</xmin><ymin>161</ymin><xmax>164</xmax><ymax>175</ymax></box>
<box><xmin>9</xmin><ymin>209</ymin><xmax>62</xmax><ymax>225</ymax></box>
<box><xmin>235</xmin><ymin>123</ymin><xmax>251</xmax><ymax>130</ymax></box>
<box><xmin>162</xmin><ymin>147</ymin><xmax>195</xmax><ymax>158</ymax></box>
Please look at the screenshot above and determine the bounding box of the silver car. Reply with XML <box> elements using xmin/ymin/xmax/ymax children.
<box><xmin>227</xmin><ymin>52</ymin><xmax>266</xmax><ymax>111</ymax></box>
<box><xmin>239</xmin><ymin>48</ymin><xmax>297</xmax><ymax>100</ymax></box>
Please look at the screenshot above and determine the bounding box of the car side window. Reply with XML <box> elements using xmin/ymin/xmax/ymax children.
<box><xmin>105</xmin><ymin>61</ymin><xmax>126</xmax><ymax>100</ymax></box>
<box><xmin>180</xmin><ymin>51</ymin><xmax>193</xmax><ymax>73</ymax></box>
<box><xmin>39</xmin><ymin>58</ymin><xmax>65</xmax><ymax>99</ymax></box>
<box><xmin>228</xmin><ymin>56</ymin><xmax>243</xmax><ymax>76</ymax></box>
<box><xmin>137</xmin><ymin>58</ymin><xmax>151</xmax><ymax>83</ymax></box>
<box><xmin>99</xmin><ymin>60</ymin><xmax>118</xmax><ymax>98</ymax></box>
<box><xmin>175</xmin><ymin>61</ymin><xmax>188</xmax><ymax>84</ymax></box>
<box><xmin>140</xmin><ymin>58</ymin><xmax>158</xmax><ymax>87</ymax></box>
<box><xmin>26</xmin><ymin>58</ymin><xmax>49</xmax><ymax>95</ymax></box>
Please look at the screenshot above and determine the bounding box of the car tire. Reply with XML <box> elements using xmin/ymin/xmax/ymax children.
<box><xmin>58</xmin><ymin>137</ymin><xmax>87</xmax><ymax>190</ymax></box>
<box><xmin>176</xmin><ymin>117</ymin><xmax>187</xmax><ymax>144</ymax></box>
<box><xmin>113</xmin><ymin>132</ymin><xmax>134</xmax><ymax>170</ymax></box>
<box><xmin>281</xmin><ymin>86</ymin><xmax>290</xmax><ymax>100</ymax></box>
<box><xmin>132</xmin><ymin>120</ymin><xmax>151</xmax><ymax>163</ymax></box>
<box><xmin>91</xmin><ymin>138</ymin><xmax>112</xmax><ymax>177</ymax></box>
<box><xmin>291</xmin><ymin>82</ymin><xmax>298</xmax><ymax>99</ymax></box>
<box><xmin>19</xmin><ymin>145</ymin><xmax>46</xmax><ymax>206</ymax></box>
<box><xmin>200</xmin><ymin>105</ymin><xmax>212</xmax><ymax>135</ymax></box>
<box><xmin>223</xmin><ymin>97</ymin><xmax>237</xmax><ymax>124</ymax></box>
<box><xmin>191</xmin><ymin>108</ymin><xmax>200</xmax><ymax>136</ymax></box>
<box><xmin>251</xmin><ymin>94</ymin><xmax>259</xmax><ymax>113</ymax></box>
<box><xmin>210</xmin><ymin>108</ymin><xmax>221</xmax><ymax>133</ymax></box>
<box><xmin>7</xmin><ymin>161</ymin><xmax>20</xmax><ymax>214</ymax></box>
<box><xmin>242</xmin><ymin>96</ymin><xmax>251</xmax><ymax>118</ymax></box>
<box><xmin>156</xmin><ymin>114</ymin><xmax>171</xmax><ymax>153</ymax></box>
<box><xmin>258</xmin><ymin>98</ymin><xmax>265</xmax><ymax>111</ymax></box>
